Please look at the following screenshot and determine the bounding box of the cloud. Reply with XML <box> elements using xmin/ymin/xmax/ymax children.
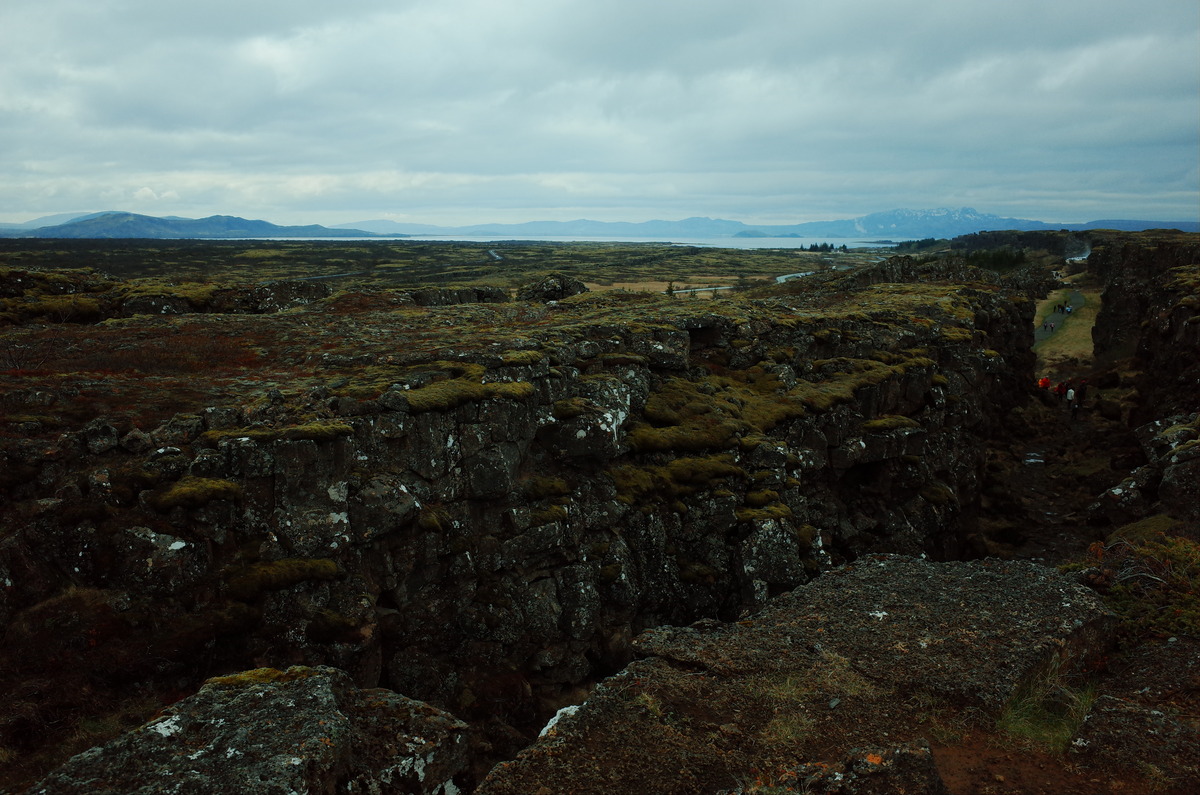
<box><xmin>0</xmin><ymin>0</ymin><xmax>1196</xmax><ymax>224</ymax></box>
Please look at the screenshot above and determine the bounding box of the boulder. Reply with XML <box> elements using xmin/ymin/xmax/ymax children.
<box><xmin>25</xmin><ymin>666</ymin><xmax>468</xmax><ymax>795</ymax></box>
<box><xmin>515</xmin><ymin>273</ymin><xmax>588</xmax><ymax>303</ymax></box>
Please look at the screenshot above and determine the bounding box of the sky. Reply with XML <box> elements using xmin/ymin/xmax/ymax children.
<box><xmin>2</xmin><ymin>0</ymin><xmax>1198</xmax><ymax>227</ymax></box>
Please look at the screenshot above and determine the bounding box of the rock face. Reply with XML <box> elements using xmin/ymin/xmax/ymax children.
<box><xmin>474</xmin><ymin>555</ymin><xmax>1114</xmax><ymax>795</ymax></box>
<box><xmin>514</xmin><ymin>272</ymin><xmax>588</xmax><ymax>302</ymax></box>
<box><xmin>0</xmin><ymin>258</ymin><xmax>1039</xmax><ymax>786</ymax></box>
<box><xmin>26</xmin><ymin>666</ymin><xmax>469</xmax><ymax>795</ymax></box>
<box><xmin>1086</xmin><ymin>231</ymin><xmax>1200</xmax><ymax>422</ymax></box>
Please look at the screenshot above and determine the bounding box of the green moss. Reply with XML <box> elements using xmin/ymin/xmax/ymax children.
<box><xmin>417</xmin><ymin>506</ymin><xmax>451</xmax><ymax>532</ymax></box>
<box><xmin>201</xmin><ymin>422</ymin><xmax>354</xmax><ymax>445</ymax></box>
<box><xmin>147</xmin><ymin>476</ymin><xmax>242</xmax><ymax>512</ymax></box>
<box><xmin>861</xmin><ymin>415</ymin><xmax>920</xmax><ymax>433</ymax></box>
<box><xmin>1108</xmin><ymin>514</ymin><xmax>1182</xmax><ymax>544</ymax></box>
<box><xmin>1084</xmin><ymin>535</ymin><xmax>1200</xmax><ymax>637</ymax></box>
<box><xmin>744</xmin><ymin>489</ymin><xmax>780</xmax><ymax>508</ymax></box>
<box><xmin>552</xmin><ymin>397</ymin><xmax>594</xmax><ymax>419</ymax></box>
<box><xmin>522</xmin><ymin>476</ymin><xmax>572</xmax><ymax>499</ymax></box>
<box><xmin>736</xmin><ymin>503</ymin><xmax>793</xmax><ymax>522</ymax></box>
<box><xmin>609</xmin><ymin>454</ymin><xmax>745</xmax><ymax>505</ymax></box>
<box><xmin>794</xmin><ymin>524</ymin><xmax>818</xmax><ymax>551</ymax></box>
<box><xmin>920</xmin><ymin>482</ymin><xmax>956</xmax><ymax>506</ymax></box>
<box><xmin>529</xmin><ymin>505</ymin><xmax>569</xmax><ymax>526</ymax></box>
<box><xmin>225</xmin><ymin>558</ymin><xmax>340</xmax><ymax>601</ymax></box>
<box><xmin>207</xmin><ymin>666</ymin><xmax>321</xmax><ymax>687</ymax></box>
<box><xmin>405</xmin><ymin>378</ymin><xmax>535</xmax><ymax>413</ymax></box>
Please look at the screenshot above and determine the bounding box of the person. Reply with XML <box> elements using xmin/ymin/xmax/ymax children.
<box><xmin>1038</xmin><ymin>376</ymin><xmax>1051</xmax><ymax>390</ymax></box>
<box><xmin>1076</xmin><ymin>379</ymin><xmax>1088</xmax><ymax>405</ymax></box>
<box><xmin>1055</xmin><ymin>382</ymin><xmax>1066</xmax><ymax>402</ymax></box>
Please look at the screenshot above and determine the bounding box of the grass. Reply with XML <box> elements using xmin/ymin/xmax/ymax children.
<box><xmin>996</xmin><ymin>654</ymin><xmax>1097</xmax><ymax>753</ymax></box>
<box><xmin>1033</xmin><ymin>288</ymin><xmax>1102</xmax><ymax>373</ymax></box>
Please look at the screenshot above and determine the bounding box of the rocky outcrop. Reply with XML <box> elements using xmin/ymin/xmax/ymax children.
<box><xmin>25</xmin><ymin>666</ymin><xmax>468</xmax><ymax>795</ymax></box>
<box><xmin>0</xmin><ymin>258</ymin><xmax>1038</xmax><ymax>788</ymax></box>
<box><xmin>1085</xmin><ymin>231</ymin><xmax>1200</xmax><ymax>421</ymax></box>
<box><xmin>515</xmin><ymin>272</ymin><xmax>588</xmax><ymax>302</ymax></box>
<box><xmin>1089</xmin><ymin>413</ymin><xmax>1200</xmax><ymax>526</ymax></box>
<box><xmin>474</xmin><ymin>555</ymin><xmax>1114</xmax><ymax>795</ymax></box>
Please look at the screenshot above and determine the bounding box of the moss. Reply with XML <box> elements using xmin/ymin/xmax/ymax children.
<box><xmin>405</xmin><ymin>378</ymin><xmax>534</xmax><ymax>413</ymax></box>
<box><xmin>794</xmin><ymin>523</ymin><xmax>819</xmax><ymax>551</ymax></box>
<box><xmin>1083</xmin><ymin>535</ymin><xmax>1200</xmax><ymax>637</ymax></box>
<box><xmin>201</xmin><ymin>422</ymin><xmax>354</xmax><ymax>446</ymax></box>
<box><xmin>417</xmin><ymin>506</ymin><xmax>451</xmax><ymax>532</ymax></box>
<box><xmin>744</xmin><ymin>489</ymin><xmax>780</xmax><ymax>508</ymax></box>
<box><xmin>1108</xmin><ymin>514</ymin><xmax>1182</xmax><ymax>544</ymax></box>
<box><xmin>146</xmin><ymin>476</ymin><xmax>242</xmax><ymax>512</ymax></box>
<box><xmin>626</xmin><ymin>419</ymin><xmax>743</xmax><ymax>453</ymax></box>
<box><xmin>931</xmin><ymin>374</ymin><xmax>949</xmax><ymax>386</ymax></box>
<box><xmin>552</xmin><ymin>397</ymin><xmax>594</xmax><ymax>419</ymax></box>
<box><xmin>224</xmin><ymin>558</ymin><xmax>340</xmax><ymax>601</ymax></box>
<box><xmin>521</xmin><ymin>476</ymin><xmax>572</xmax><ymax>500</ymax></box>
<box><xmin>736</xmin><ymin>503</ymin><xmax>793</xmax><ymax>522</ymax></box>
<box><xmin>529</xmin><ymin>505</ymin><xmax>569</xmax><ymax>526</ymax></box>
<box><xmin>861</xmin><ymin>415</ymin><xmax>920</xmax><ymax>433</ymax></box>
<box><xmin>207</xmin><ymin>666</ymin><xmax>321</xmax><ymax>687</ymax></box>
<box><xmin>609</xmin><ymin>454</ymin><xmax>745</xmax><ymax>505</ymax></box>
<box><xmin>920</xmin><ymin>482</ymin><xmax>957</xmax><ymax>506</ymax></box>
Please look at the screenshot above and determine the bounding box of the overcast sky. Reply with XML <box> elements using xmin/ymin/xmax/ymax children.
<box><xmin>2</xmin><ymin>0</ymin><xmax>1197</xmax><ymax>226</ymax></box>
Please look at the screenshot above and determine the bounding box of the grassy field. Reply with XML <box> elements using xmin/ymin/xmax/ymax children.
<box><xmin>1033</xmin><ymin>288</ymin><xmax>1102</xmax><ymax>377</ymax></box>
<box><xmin>0</xmin><ymin>238</ymin><xmax>887</xmax><ymax>293</ymax></box>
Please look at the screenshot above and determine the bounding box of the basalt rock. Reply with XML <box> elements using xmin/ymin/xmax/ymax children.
<box><xmin>25</xmin><ymin>666</ymin><xmax>469</xmax><ymax>795</ymax></box>
<box><xmin>1085</xmin><ymin>231</ymin><xmax>1200</xmax><ymax>422</ymax></box>
<box><xmin>0</xmin><ymin>258</ymin><xmax>1037</xmax><ymax>788</ymax></box>
<box><xmin>474</xmin><ymin>555</ymin><xmax>1114</xmax><ymax>795</ymax></box>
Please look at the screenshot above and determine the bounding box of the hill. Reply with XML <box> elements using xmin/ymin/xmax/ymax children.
<box><xmin>0</xmin><ymin>211</ymin><xmax>394</xmax><ymax>239</ymax></box>
<box><xmin>342</xmin><ymin>208</ymin><xmax>1199</xmax><ymax>239</ymax></box>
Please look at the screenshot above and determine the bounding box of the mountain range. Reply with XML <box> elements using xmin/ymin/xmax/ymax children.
<box><xmin>1</xmin><ymin>208</ymin><xmax>1196</xmax><ymax>240</ymax></box>
<box><xmin>0</xmin><ymin>212</ymin><xmax>386</xmax><ymax>239</ymax></box>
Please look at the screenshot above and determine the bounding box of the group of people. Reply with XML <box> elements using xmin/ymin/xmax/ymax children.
<box><xmin>1041</xmin><ymin>301</ymin><xmax>1074</xmax><ymax>333</ymax></box>
<box><xmin>1037</xmin><ymin>376</ymin><xmax>1089</xmax><ymax>419</ymax></box>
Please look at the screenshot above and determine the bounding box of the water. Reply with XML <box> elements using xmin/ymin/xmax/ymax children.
<box><xmin>390</xmin><ymin>235</ymin><xmax>902</xmax><ymax>250</ymax></box>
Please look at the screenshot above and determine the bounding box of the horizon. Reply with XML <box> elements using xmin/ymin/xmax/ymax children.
<box><xmin>3</xmin><ymin>0</ymin><xmax>1198</xmax><ymax>228</ymax></box>
<box><xmin>6</xmin><ymin>205</ymin><xmax>1200</xmax><ymax>231</ymax></box>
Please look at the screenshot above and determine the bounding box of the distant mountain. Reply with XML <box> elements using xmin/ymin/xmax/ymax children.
<box><xmin>0</xmin><ymin>211</ymin><xmax>106</xmax><ymax>230</ymax></box>
<box><xmin>341</xmin><ymin>209</ymin><xmax>1199</xmax><ymax>239</ymax></box>
<box><xmin>0</xmin><ymin>211</ymin><xmax>395</xmax><ymax>239</ymax></box>
<box><xmin>338</xmin><ymin>217</ymin><xmax>750</xmax><ymax>238</ymax></box>
<box><xmin>2</xmin><ymin>208</ymin><xmax>1194</xmax><ymax>240</ymax></box>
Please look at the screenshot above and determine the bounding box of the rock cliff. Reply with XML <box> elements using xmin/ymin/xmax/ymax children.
<box><xmin>3</xmin><ymin>234</ymin><xmax>1198</xmax><ymax>793</ymax></box>
<box><xmin>1</xmin><ymin>256</ymin><xmax>1036</xmax><ymax>788</ymax></box>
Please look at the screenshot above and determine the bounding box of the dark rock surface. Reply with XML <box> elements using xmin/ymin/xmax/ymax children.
<box><xmin>25</xmin><ymin>666</ymin><xmax>468</xmax><ymax>795</ymax></box>
<box><xmin>474</xmin><ymin>555</ymin><xmax>1114</xmax><ymax>795</ymax></box>
<box><xmin>514</xmin><ymin>272</ymin><xmax>588</xmax><ymax>302</ymax></box>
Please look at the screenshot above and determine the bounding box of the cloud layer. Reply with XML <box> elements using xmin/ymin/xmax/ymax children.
<box><xmin>2</xmin><ymin>0</ymin><xmax>1197</xmax><ymax>225</ymax></box>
